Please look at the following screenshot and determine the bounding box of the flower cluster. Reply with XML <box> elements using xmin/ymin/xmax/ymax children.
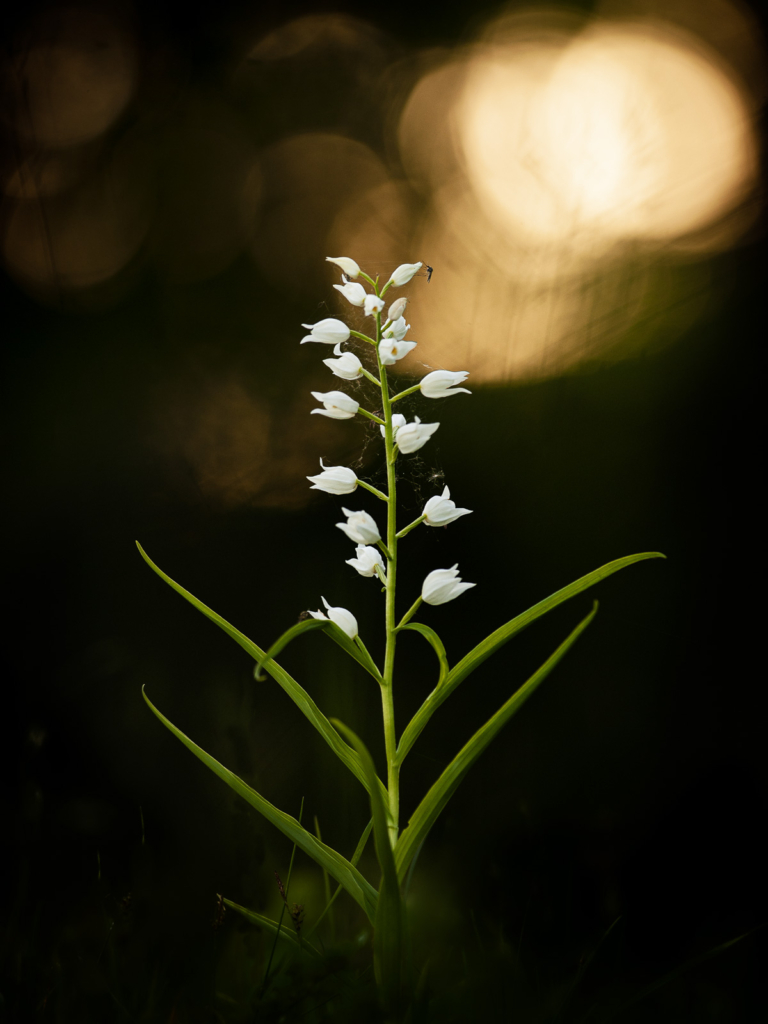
<box><xmin>303</xmin><ymin>257</ymin><xmax>476</xmax><ymax>634</ymax></box>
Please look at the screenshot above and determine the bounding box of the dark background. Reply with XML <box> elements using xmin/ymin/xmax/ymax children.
<box><xmin>2</xmin><ymin>0</ymin><xmax>766</xmax><ymax>1020</ymax></box>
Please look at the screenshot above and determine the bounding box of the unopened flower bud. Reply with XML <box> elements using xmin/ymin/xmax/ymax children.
<box><xmin>388</xmin><ymin>262</ymin><xmax>422</xmax><ymax>287</ymax></box>
<box><xmin>346</xmin><ymin>545</ymin><xmax>386</xmax><ymax>580</ymax></box>
<box><xmin>333</xmin><ymin>282</ymin><xmax>367</xmax><ymax>307</ymax></box>
<box><xmin>323</xmin><ymin>343</ymin><xmax>362</xmax><ymax>380</ymax></box>
<box><xmin>388</xmin><ymin>297</ymin><xmax>408</xmax><ymax>322</ymax></box>
<box><xmin>396</xmin><ymin>416</ymin><xmax>439</xmax><ymax>454</ymax></box>
<box><xmin>326</xmin><ymin>256</ymin><xmax>361</xmax><ymax>279</ymax></box>
<box><xmin>336</xmin><ymin>508</ymin><xmax>381</xmax><ymax>545</ymax></box>
<box><xmin>420</xmin><ymin>370</ymin><xmax>471</xmax><ymax>398</ymax></box>
<box><xmin>423</xmin><ymin>486</ymin><xmax>472</xmax><ymax>527</ymax></box>
<box><xmin>301</xmin><ymin>318</ymin><xmax>351</xmax><ymax>345</ymax></box>
<box><xmin>307</xmin><ymin>459</ymin><xmax>358</xmax><ymax>494</ymax></box>
<box><xmin>422</xmin><ymin>564</ymin><xmax>476</xmax><ymax>606</ymax></box>
<box><xmin>380</xmin><ymin>413</ymin><xmax>406</xmax><ymax>439</ymax></box>
<box><xmin>309</xmin><ymin>596</ymin><xmax>358</xmax><ymax>638</ymax></box>
<box><xmin>310</xmin><ymin>390</ymin><xmax>360</xmax><ymax>420</ymax></box>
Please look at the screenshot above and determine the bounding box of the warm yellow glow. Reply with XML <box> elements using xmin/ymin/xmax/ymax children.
<box><xmin>390</xmin><ymin>7</ymin><xmax>760</xmax><ymax>380</ymax></box>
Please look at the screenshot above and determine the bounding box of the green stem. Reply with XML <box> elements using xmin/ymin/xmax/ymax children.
<box><xmin>358</xmin><ymin>408</ymin><xmax>385</xmax><ymax>425</ymax></box>
<box><xmin>396</xmin><ymin>596</ymin><xmax>422</xmax><ymax>629</ymax></box>
<box><xmin>358</xmin><ymin>480</ymin><xmax>388</xmax><ymax>502</ymax></box>
<box><xmin>396</xmin><ymin>514</ymin><xmax>425</xmax><ymax>540</ymax></box>
<box><xmin>375</xmin><ymin>297</ymin><xmax>400</xmax><ymax>850</ymax></box>
<box><xmin>361</xmin><ymin>367</ymin><xmax>381</xmax><ymax>387</ymax></box>
<box><xmin>390</xmin><ymin>384</ymin><xmax>421</xmax><ymax>404</ymax></box>
<box><xmin>377</xmin><ymin>540</ymin><xmax>392</xmax><ymax>561</ymax></box>
<box><xmin>350</xmin><ymin>329</ymin><xmax>376</xmax><ymax>346</ymax></box>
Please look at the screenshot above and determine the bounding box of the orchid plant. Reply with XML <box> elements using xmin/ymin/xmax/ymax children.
<box><xmin>138</xmin><ymin>256</ymin><xmax>663</xmax><ymax>1013</ymax></box>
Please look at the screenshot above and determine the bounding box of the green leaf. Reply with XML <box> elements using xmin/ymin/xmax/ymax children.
<box><xmin>142</xmin><ymin>687</ymin><xmax>379</xmax><ymax>922</ymax></box>
<box><xmin>304</xmin><ymin>818</ymin><xmax>374</xmax><ymax>942</ymax></box>
<box><xmin>254</xmin><ymin>619</ymin><xmax>327</xmax><ymax>680</ymax></box>
<box><xmin>395</xmin><ymin>603</ymin><xmax>598</xmax><ymax>882</ymax></box>
<box><xmin>223</xmin><ymin>899</ymin><xmax>321</xmax><ymax>957</ymax></box>
<box><xmin>325</xmin><ymin>624</ymin><xmax>384</xmax><ymax>684</ymax></box>
<box><xmin>136</xmin><ymin>542</ymin><xmax>387</xmax><ymax>805</ymax></box>
<box><xmin>396</xmin><ymin>552</ymin><xmax>664</xmax><ymax>766</ymax></box>
<box><xmin>332</xmin><ymin>720</ymin><xmax>403</xmax><ymax>1006</ymax></box>
<box><xmin>396</xmin><ymin>623</ymin><xmax>449</xmax><ymax>689</ymax></box>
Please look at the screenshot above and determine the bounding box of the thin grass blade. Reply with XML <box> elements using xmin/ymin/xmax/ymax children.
<box><xmin>143</xmin><ymin>688</ymin><xmax>378</xmax><ymax>921</ymax></box>
<box><xmin>223</xmin><ymin>899</ymin><xmax>321</xmax><ymax>957</ymax></box>
<box><xmin>395</xmin><ymin>603</ymin><xmax>598</xmax><ymax>881</ymax></box>
<box><xmin>396</xmin><ymin>552</ymin><xmax>664</xmax><ymax>765</ymax></box>
<box><xmin>136</xmin><ymin>543</ymin><xmax>387</xmax><ymax>803</ymax></box>
<box><xmin>304</xmin><ymin>819</ymin><xmax>373</xmax><ymax>942</ymax></box>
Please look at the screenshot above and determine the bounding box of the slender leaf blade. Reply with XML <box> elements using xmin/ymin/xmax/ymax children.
<box><xmin>136</xmin><ymin>542</ymin><xmax>387</xmax><ymax>804</ymax></box>
<box><xmin>223</xmin><ymin>899</ymin><xmax>321</xmax><ymax>957</ymax></box>
<box><xmin>254</xmin><ymin>619</ymin><xmax>327</xmax><ymax>680</ymax></box>
<box><xmin>332</xmin><ymin>720</ymin><xmax>403</xmax><ymax>1006</ymax></box>
<box><xmin>396</xmin><ymin>552</ymin><xmax>664</xmax><ymax>765</ymax></box>
<box><xmin>143</xmin><ymin>688</ymin><xmax>378</xmax><ymax>921</ymax></box>
<box><xmin>397</xmin><ymin>623</ymin><xmax>449</xmax><ymax>688</ymax></box>
<box><xmin>326</xmin><ymin>625</ymin><xmax>384</xmax><ymax>684</ymax></box>
<box><xmin>395</xmin><ymin>603</ymin><xmax>598</xmax><ymax>882</ymax></box>
<box><xmin>305</xmin><ymin>819</ymin><xmax>373</xmax><ymax>941</ymax></box>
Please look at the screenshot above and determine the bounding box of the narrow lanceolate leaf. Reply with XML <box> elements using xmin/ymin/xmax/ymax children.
<box><xmin>223</xmin><ymin>899</ymin><xmax>321</xmax><ymax>957</ymax></box>
<box><xmin>396</xmin><ymin>623</ymin><xmax>449</xmax><ymax>689</ymax></box>
<box><xmin>305</xmin><ymin>818</ymin><xmax>373</xmax><ymax>941</ymax></box>
<box><xmin>396</xmin><ymin>552</ymin><xmax>664</xmax><ymax>766</ymax></box>
<box><xmin>254</xmin><ymin>619</ymin><xmax>327</xmax><ymax>680</ymax></box>
<box><xmin>332</xmin><ymin>720</ymin><xmax>403</xmax><ymax>1006</ymax></box>
<box><xmin>395</xmin><ymin>603</ymin><xmax>598</xmax><ymax>882</ymax></box>
<box><xmin>143</xmin><ymin>689</ymin><xmax>378</xmax><ymax>922</ymax></box>
<box><xmin>136</xmin><ymin>543</ymin><xmax>387</xmax><ymax>805</ymax></box>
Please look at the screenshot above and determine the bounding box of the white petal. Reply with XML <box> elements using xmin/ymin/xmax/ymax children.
<box><xmin>389</xmin><ymin>262</ymin><xmax>422</xmax><ymax>286</ymax></box>
<box><xmin>326</xmin><ymin>256</ymin><xmax>361</xmax><ymax>279</ymax></box>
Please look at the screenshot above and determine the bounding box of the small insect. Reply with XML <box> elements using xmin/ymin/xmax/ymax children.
<box><xmin>426</xmin><ymin>265</ymin><xmax>433</xmax><ymax>282</ymax></box>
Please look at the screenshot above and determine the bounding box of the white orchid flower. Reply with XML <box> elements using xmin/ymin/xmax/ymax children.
<box><xmin>300</xmin><ymin>318</ymin><xmax>350</xmax><ymax>345</ymax></box>
<box><xmin>336</xmin><ymin>508</ymin><xmax>381</xmax><ymax>545</ymax></box>
<box><xmin>382</xmin><ymin>316</ymin><xmax>410</xmax><ymax>340</ymax></box>
<box><xmin>380</xmin><ymin>413</ymin><xmax>406</xmax><ymax>439</ymax></box>
<box><xmin>396</xmin><ymin>416</ymin><xmax>439</xmax><ymax>454</ymax></box>
<box><xmin>388</xmin><ymin>262</ymin><xmax>422</xmax><ymax>287</ymax></box>
<box><xmin>387</xmin><ymin>297</ymin><xmax>408</xmax><ymax>322</ymax></box>
<box><xmin>310</xmin><ymin>390</ymin><xmax>360</xmax><ymax>420</ymax></box>
<box><xmin>333</xmin><ymin>281</ymin><xmax>367</xmax><ymax>307</ymax></box>
<box><xmin>364</xmin><ymin>294</ymin><xmax>385</xmax><ymax>317</ymax></box>
<box><xmin>346</xmin><ymin>545</ymin><xmax>386</xmax><ymax>579</ymax></box>
<box><xmin>309</xmin><ymin>596</ymin><xmax>358</xmax><ymax>638</ymax></box>
<box><xmin>422</xmin><ymin>564</ymin><xmax>476</xmax><ymax>605</ymax></box>
<box><xmin>379</xmin><ymin>338</ymin><xmax>417</xmax><ymax>366</ymax></box>
<box><xmin>322</xmin><ymin>344</ymin><xmax>362</xmax><ymax>380</ymax></box>
<box><xmin>420</xmin><ymin>370</ymin><xmax>471</xmax><ymax>398</ymax></box>
<box><xmin>326</xmin><ymin>256</ymin><xmax>360</xmax><ymax>279</ymax></box>
<box><xmin>423</xmin><ymin>486</ymin><xmax>472</xmax><ymax>527</ymax></box>
<box><xmin>307</xmin><ymin>459</ymin><xmax>358</xmax><ymax>494</ymax></box>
